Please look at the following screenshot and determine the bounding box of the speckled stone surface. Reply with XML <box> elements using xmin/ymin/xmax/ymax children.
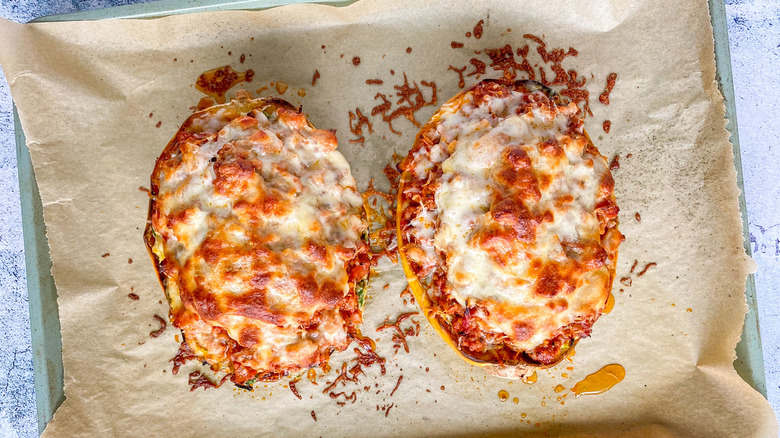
<box><xmin>727</xmin><ymin>0</ymin><xmax>780</xmax><ymax>425</ymax></box>
<box><xmin>0</xmin><ymin>2</ymin><xmax>158</xmax><ymax>437</ymax></box>
<box><xmin>0</xmin><ymin>1</ymin><xmax>777</xmax><ymax>436</ymax></box>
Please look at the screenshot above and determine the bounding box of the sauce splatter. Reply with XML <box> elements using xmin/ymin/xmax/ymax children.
<box><xmin>289</xmin><ymin>378</ymin><xmax>302</xmax><ymax>399</ymax></box>
<box><xmin>370</xmin><ymin>72</ymin><xmax>437</xmax><ymax>135</ymax></box>
<box><xmin>195</xmin><ymin>65</ymin><xmax>255</xmax><ymax>104</ymax></box>
<box><xmin>320</xmin><ymin>336</ymin><xmax>385</xmax><ymax>406</ymax></box>
<box><xmin>399</xmin><ymin>285</ymin><xmax>415</xmax><ymax>306</ymax></box>
<box><xmin>620</xmin><ymin>277</ymin><xmax>632</xmax><ymax>287</ymax></box>
<box><xmin>483</xmin><ymin>44</ymin><xmax>536</xmax><ymax>82</ymax></box>
<box><xmin>149</xmin><ymin>315</ymin><xmax>166</xmax><ymax>338</ymax></box>
<box><xmin>390</xmin><ymin>375</ymin><xmax>403</xmax><ymax>396</ymax></box>
<box><xmin>448</xmin><ymin>65</ymin><xmax>467</xmax><ymax>88</ymax></box>
<box><xmin>188</xmin><ymin>371</ymin><xmax>229</xmax><ymax>391</ymax></box>
<box><xmin>348</xmin><ymin>108</ymin><xmax>374</xmax><ymax>145</ymax></box>
<box><xmin>239</xmin><ymin>54</ymin><xmax>246</xmax><ymax>64</ymax></box>
<box><xmin>171</xmin><ymin>340</ymin><xmax>197</xmax><ymax>375</ymax></box>
<box><xmin>101</xmin><ymin>253</ymin><xmax>110</xmax><ymax>257</ymax></box>
<box><xmin>376</xmin><ymin>312</ymin><xmax>420</xmax><ymax>354</ymax></box>
<box><xmin>311</xmin><ymin>411</ymin><xmax>317</xmax><ymax>422</ymax></box>
<box><xmin>311</xmin><ymin>69</ymin><xmax>320</xmax><ymax>86</ymax></box>
<box><xmin>128</xmin><ymin>293</ymin><xmax>140</xmax><ymax>301</ymax></box>
<box><xmin>406</xmin><ymin>47</ymin><xmax>412</xmax><ymax>54</ymax></box>
<box><xmin>451</xmin><ymin>41</ymin><xmax>464</xmax><ymax>49</ymax></box>
<box><xmin>609</xmin><ymin>155</ymin><xmax>620</xmax><ymax>170</ymax></box>
<box><xmin>466</xmin><ymin>58</ymin><xmax>486</xmax><ymax>79</ymax></box>
<box><xmin>599</xmin><ymin>73</ymin><xmax>618</xmax><ymax>105</ymax></box>
<box><xmin>498</xmin><ymin>390</ymin><xmax>510</xmax><ymax>402</ymax></box>
<box><xmin>637</xmin><ymin>262</ymin><xmax>657</xmax><ymax>277</ymax></box>
<box><xmin>603</xmin><ymin>120</ymin><xmax>611</xmax><ymax>133</ymax></box>
<box><xmin>473</xmin><ymin>19</ymin><xmax>484</xmax><ymax>39</ymax></box>
<box><xmin>155</xmin><ymin>121</ymin><xmax>162</xmax><ymax>128</ymax></box>
<box><xmin>274</xmin><ymin>81</ymin><xmax>288</xmax><ymax>95</ymax></box>
<box><xmin>366</xmin><ymin>79</ymin><xmax>384</xmax><ymax>85</ymax></box>
<box><xmin>630</xmin><ymin>260</ymin><xmax>639</xmax><ymax>273</ymax></box>
<box><xmin>352</xmin><ymin>56</ymin><xmax>361</xmax><ymax>66</ymax></box>
<box><xmin>447</xmin><ymin>34</ymin><xmax>601</xmax><ymax>116</ymax></box>
<box><xmin>572</xmin><ymin>364</ymin><xmax>625</xmax><ymax>397</ymax></box>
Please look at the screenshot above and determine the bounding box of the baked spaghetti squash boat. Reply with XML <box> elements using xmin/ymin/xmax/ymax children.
<box><xmin>145</xmin><ymin>93</ymin><xmax>370</xmax><ymax>385</ymax></box>
<box><xmin>397</xmin><ymin>80</ymin><xmax>622</xmax><ymax>377</ymax></box>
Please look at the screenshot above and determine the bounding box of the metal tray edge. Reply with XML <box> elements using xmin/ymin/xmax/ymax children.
<box><xmin>15</xmin><ymin>105</ymin><xmax>65</xmax><ymax>433</ymax></box>
<box><xmin>708</xmin><ymin>0</ymin><xmax>766</xmax><ymax>397</ymax></box>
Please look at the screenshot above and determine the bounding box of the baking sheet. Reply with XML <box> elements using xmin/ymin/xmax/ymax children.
<box><xmin>2</xmin><ymin>0</ymin><xmax>777</xmax><ymax>436</ymax></box>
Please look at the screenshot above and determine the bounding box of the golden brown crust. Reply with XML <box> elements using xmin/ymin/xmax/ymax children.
<box><xmin>397</xmin><ymin>80</ymin><xmax>621</xmax><ymax>374</ymax></box>
<box><xmin>145</xmin><ymin>95</ymin><xmax>370</xmax><ymax>385</ymax></box>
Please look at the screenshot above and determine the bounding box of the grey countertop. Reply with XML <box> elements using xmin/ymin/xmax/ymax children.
<box><xmin>0</xmin><ymin>0</ymin><xmax>778</xmax><ymax>436</ymax></box>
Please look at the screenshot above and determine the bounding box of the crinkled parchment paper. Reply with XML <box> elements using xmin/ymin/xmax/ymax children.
<box><xmin>0</xmin><ymin>0</ymin><xmax>776</xmax><ymax>436</ymax></box>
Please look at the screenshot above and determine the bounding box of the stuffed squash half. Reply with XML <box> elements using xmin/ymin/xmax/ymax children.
<box><xmin>145</xmin><ymin>94</ymin><xmax>370</xmax><ymax>385</ymax></box>
<box><xmin>397</xmin><ymin>80</ymin><xmax>622</xmax><ymax>377</ymax></box>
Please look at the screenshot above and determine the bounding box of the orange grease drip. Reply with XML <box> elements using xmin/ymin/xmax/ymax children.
<box><xmin>195</xmin><ymin>65</ymin><xmax>255</xmax><ymax>104</ymax></box>
<box><xmin>195</xmin><ymin>97</ymin><xmax>215</xmax><ymax>111</ymax></box>
<box><xmin>307</xmin><ymin>369</ymin><xmax>317</xmax><ymax>385</ymax></box>
<box><xmin>512</xmin><ymin>397</ymin><xmax>519</xmax><ymax>405</ymax></box>
<box><xmin>352</xmin><ymin>330</ymin><xmax>377</xmax><ymax>351</ymax></box>
<box><xmin>554</xmin><ymin>384</ymin><xmax>565</xmax><ymax>393</ymax></box>
<box><xmin>522</xmin><ymin>371</ymin><xmax>538</xmax><ymax>384</ymax></box>
<box><xmin>275</xmin><ymin>81</ymin><xmax>288</xmax><ymax>94</ymax></box>
<box><xmin>321</xmin><ymin>363</ymin><xmax>332</xmax><ymax>374</ymax></box>
<box><xmin>298</xmin><ymin>88</ymin><xmax>307</xmax><ymax>97</ymax></box>
<box><xmin>565</xmin><ymin>347</ymin><xmax>576</xmax><ymax>362</ymax></box>
<box><xmin>572</xmin><ymin>364</ymin><xmax>625</xmax><ymax>397</ymax></box>
<box><xmin>604</xmin><ymin>293</ymin><xmax>615</xmax><ymax>314</ymax></box>
<box><xmin>498</xmin><ymin>390</ymin><xmax>509</xmax><ymax>402</ymax></box>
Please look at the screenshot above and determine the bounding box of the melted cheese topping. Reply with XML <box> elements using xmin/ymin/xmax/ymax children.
<box><xmin>148</xmin><ymin>98</ymin><xmax>367</xmax><ymax>382</ymax></box>
<box><xmin>399</xmin><ymin>81</ymin><xmax>621</xmax><ymax>365</ymax></box>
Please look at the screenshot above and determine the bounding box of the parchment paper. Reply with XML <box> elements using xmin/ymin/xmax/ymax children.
<box><xmin>0</xmin><ymin>0</ymin><xmax>776</xmax><ymax>436</ymax></box>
